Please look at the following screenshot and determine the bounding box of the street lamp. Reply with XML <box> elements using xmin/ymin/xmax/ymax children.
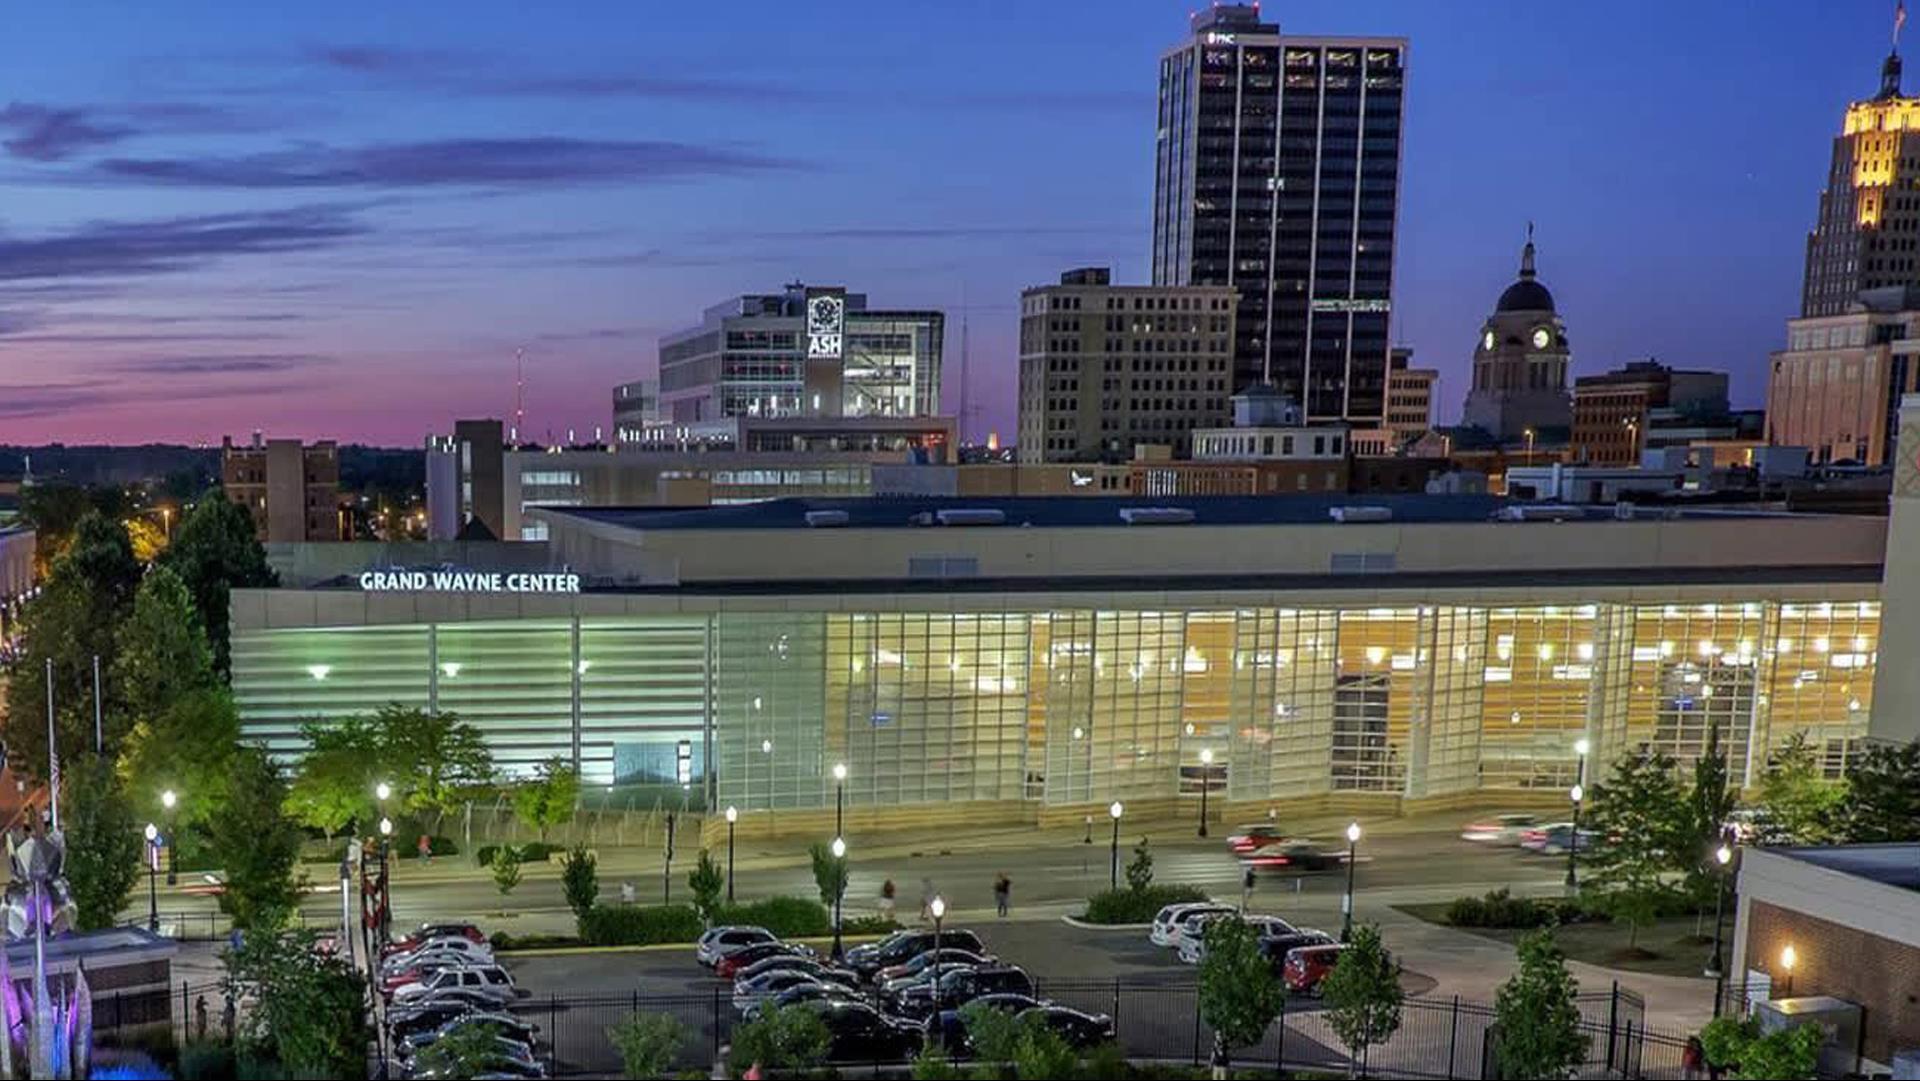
<box><xmin>375</xmin><ymin>781</ymin><xmax>392</xmax><ymax>804</ymax></box>
<box><xmin>829</xmin><ymin>836</ymin><xmax>848</xmax><ymax>961</ymax></box>
<box><xmin>929</xmin><ymin>894</ymin><xmax>947</xmax><ymax>1023</ymax></box>
<box><xmin>1708</xmin><ymin>842</ymin><xmax>1734</xmax><ymax>1012</ymax></box>
<box><xmin>378</xmin><ymin>816</ymin><xmax>394</xmax><ymax>946</ymax></box>
<box><xmin>1196</xmin><ymin>749</ymin><xmax>1214</xmax><ymax>838</ymax></box>
<box><xmin>143</xmin><ymin>823</ymin><xmax>160</xmax><ymax>932</ymax></box>
<box><xmin>725</xmin><ymin>805</ymin><xmax>738</xmax><ymax>904</ymax></box>
<box><xmin>832</xmin><ymin>762</ymin><xmax>848</xmax><ymax>839</ymax></box>
<box><xmin>1779</xmin><ymin>943</ymin><xmax>1797</xmax><ymax>997</ymax></box>
<box><xmin>161</xmin><ymin>788</ymin><xmax>179</xmax><ymax>885</ymax></box>
<box><xmin>1573</xmin><ymin>737</ymin><xmax>1590</xmax><ymax>785</ymax></box>
<box><xmin>1565</xmin><ymin>784</ymin><xmax>1585</xmax><ymax>891</ymax></box>
<box><xmin>1524</xmin><ymin>427</ymin><xmax>1536</xmax><ymax>466</ymax></box>
<box><xmin>1108</xmin><ymin>801</ymin><xmax>1124</xmax><ymax>889</ymax></box>
<box><xmin>1341</xmin><ymin>822</ymin><xmax>1362</xmax><ymax>942</ymax></box>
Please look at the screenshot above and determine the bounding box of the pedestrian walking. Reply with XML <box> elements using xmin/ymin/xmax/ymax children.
<box><xmin>993</xmin><ymin>872</ymin><xmax>1011</xmax><ymax>917</ymax></box>
<box><xmin>620</xmin><ymin>880</ymin><xmax>636</xmax><ymax>905</ymax></box>
<box><xmin>879</xmin><ymin>878</ymin><xmax>897</xmax><ymax>923</ymax></box>
<box><xmin>417</xmin><ymin>833</ymin><xmax>433</xmax><ymax>865</ymax></box>
<box><xmin>919</xmin><ymin>877</ymin><xmax>935</xmax><ymax>923</ymax></box>
<box><xmin>1241</xmin><ymin>865</ymin><xmax>1256</xmax><ymax>911</ymax></box>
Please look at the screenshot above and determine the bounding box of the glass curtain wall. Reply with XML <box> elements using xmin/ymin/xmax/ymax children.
<box><xmin>1331</xmin><ymin>608</ymin><xmax>1422</xmax><ymax>792</ymax></box>
<box><xmin>712</xmin><ymin>613</ymin><xmax>827</xmax><ymax>811</ymax></box>
<box><xmin>433</xmin><ymin>621</ymin><xmax>575</xmax><ymax>778</ymax></box>
<box><xmin>1228</xmin><ymin>609</ymin><xmax>1339</xmax><ymax>800</ymax></box>
<box><xmin>232</xmin><ymin>625</ymin><xmax>431</xmax><ymax>758</ymax></box>
<box><xmin>1765</xmin><ymin>601</ymin><xmax>1878</xmax><ymax>777</ymax></box>
<box><xmin>1479</xmin><ymin>606</ymin><xmax>1599</xmax><ymax>790</ymax></box>
<box><xmin>578</xmin><ymin>617</ymin><xmax>710</xmax><ymax>798</ymax></box>
<box><xmin>1625</xmin><ymin>604</ymin><xmax>1767</xmax><ymax>776</ymax></box>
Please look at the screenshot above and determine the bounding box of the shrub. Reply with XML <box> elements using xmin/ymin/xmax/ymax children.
<box><xmin>1081</xmin><ymin>884</ymin><xmax>1210</xmax><ymax>925</ymax></box>
<box><xmin>843</xmin><ymin>914</ymin><xmax>901</xmax><ymax>936</ymax></box>
<box><xmin>404</xmin><ymin>835</ymin><xmax>460</xmax><ymax>859</ymax></box>
<box><xmin>1443</xmin><ymin>888</ymin><xmax>1568</xmax><ymax>929</ymax></box>
<box><xmin>477</xmin><ymin>840</ymin><xmax>563</xmax><ymax>868</ymax></box>
<box><xmin>492</xmin><ymin>846</ymin><xmax>523</xmax><ymax>896</ymax></box>
<box><xmin>713</xmin><ymin>896</ymin><xmax>832</xmax><ymax>938</ymax></box>
<box><xmin>490</xmin><ymin>931</ymin><xmax>583</xmax><ymax>951</ymax></box>
<box><xmin>608</xmin><ymin>1011</ymin><xmax>687</xmax><ymax>1079</ymax></box>
<box><xmin>562</xmin><ymin>845</ymin><xmax>598</xmax><ymax>919</ymax></box>
<box><xmin>728</xmin><ymin>1003</ymin><xmax>830</xmax><ymax>1072</ymax></box>
<box><xmin>578</xmin><ymin>903</ymin><xmax>705</xmax><ymax>946</ymax></box>
<box><xmin>689</xmin><ymin>849</ymin><xmax>724</xmax><ymax>922</ymax></box>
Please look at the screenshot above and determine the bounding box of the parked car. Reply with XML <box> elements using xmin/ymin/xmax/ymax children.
<box><xmin>1259</xmin><ymin>930</ymin><xmax>1336</xmax><ymax>969</ymax></box>
<box><xmin>1150</xmin><ymin>903</ymin><xmax>1230</xmax><ymax>947</ymax></box>
<box><xmin>388</xmin><ymin>964</ymin><xmax>517</xmax><ymax>1008</ymax></box>
<box><xmin>757</xmin><ymin>982</ymin><xmax>866</xmax><ymax>1018</ymax></box>
<box><xmin>1177</xmin><ymin>914</ymin><xmax>1293</xmax><ymax>964</ymax></box>
<box><xmin>386</xmin><ymin>987</ymin><xmax>507</xmax><ymax>1029</ymax></box>
<box><xmin>381</xmin><ymin>945</ymin><xmax>497</xmax><ymax>986</ymax></box>
<box><xmin>1019</xmin><ymin>1005</ymin><xmax>1115</xmax><ymax>1049</ymax></box>
<box><xmin>846</xmin><ymin>929</ymin><xmax>986</xmax><ymax>980</ymax></box>
<box><xmin>1242</xmin><ymin>839</ymin><xmax>1343</xmax><ymax>872</ymax></box>
<box><xmin>1282</xmin><ymin>943</ymin><xmax>1348</xmax><ymax>995</ymax></box>
<box><xmin>876</xmin><ymin>948</ymin><xmax>995</xmax><ymax>990</ymax></box>
<box><xmin>892</xmin><ymin>966</ymin><xmax>1035</xmax><ymax>1019</ymax></box>
<box><xmin>924</xmin><ymin>992</ymin><xmax>1044</xmax><ymax>1052</ymax></box>
<box><xmin>397</xmin><ymin>1017</ymin><xmax>539</xmax><ymax>1064</ymax></box>
<box><xmin>734</xmin><ymin>955</ymin><xmax>855</xmax><ymax>985</ymax></box>
<box><xmin>1166</xmin><ymin>906</ymin><xmax>1240</xmax><ymax>953</ymax></box>
<box><xmin>1460</xmin><ymin>814</ymin><xmax>1541</xmax><ymax>845</ymax></box>
<box><xmin>400</xmin><ymin>1029</ymin><xmax>539</xmax><ymax>1070</ymax></box>
<box><xmin>733</xmin><ymin>969</ymin><xmax>861</xmax><ymax>1014</ymax></box>
<box><xmin>384</xmin><ymin>922</ymin><xmax>487</xmax><ymax>957</ymax></box>
<box><xmin>1225</xmin><ymin>823</ymin><xmax>1285</xmax><ymax>855</ymax></box>
<box><xmin>695</xmin><ymin>926</ymin><xmax>777</xmax><ymax>968</ymax></box>
<box><xmin>383</xmin><ymin>936</ymin><xmax>494</xmax><ymax>971</ymax></box>
<box><xmin>800</xmin><ymin>1000</ymin><xmax>925</xmax><ymax>1063</ymax></box>
<box><xmin>388</xmin><ymin>999</ymin><xmax>499</xmax><ymax>1041</ymax></box>
<box><xmin>715</xmin><ymin>941</ymin><xmax>817</xmax><ymax>979</ymax></box>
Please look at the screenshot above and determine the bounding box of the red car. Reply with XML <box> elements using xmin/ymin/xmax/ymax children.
<box><xmin>1225</xmin><ymin>824</ymin><xmax>1284</xmax><ymax>855</ymax></box>
<box><xmin>382</xmin><ymin>923</ymin><xmax>487</xmax><ymax>959</ymax></box>
<box><xmin>1282</xmin><ymin>943</ymin><xmax>1348</xmax><ymax>995</ymax></box>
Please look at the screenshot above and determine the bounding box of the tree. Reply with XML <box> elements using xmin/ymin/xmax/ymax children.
<box><xmin>376</xmin><ymin>704</ymin><xmax>495</xmax><ymax>818</ymax></box>
<box><xmin>162</xmin><ymin>494</ymin><xmax>277</xmax><ymax>679</ymax></box>
<box><xmin>285</xmin><ymin>715</ymin><xmax>384</xmax><ymax>840</ymax></box>
<box><xmin>728</xmin><ymin>1002</ymin><xmax>830</xmax><ymax>1073</ymax></box>
<box><xmin>1682</xmin><ymin>720</ymin><xmax>1739</xmax><ymax>898</ymax></box>
<box><xmin>124</xmin><ymin>515</ymin><xmax>168</xmax><ymax>564</ymax></box>
<box><xmin>608</xmin><ymin>1012</ymin><xmax>686</xmax><ymax>1079</ymax></box>
<box><xmin>413</xmin><ymin>1020</ymin><xmax>521</xmax><ymax>1078</ymax></box>
<box><xmin>1493</xmin><ymin>930</ymin><xmax>1586</xmax><ymax>1080</ymax></box>
<box><xmin>1700</xmin><ymin>1014</ymin><xmax>1823</xmax><ymax>1080</ymax></box>
<box><xmin>808</xmin><ymin>841</ymin><xmax>848</xmax><ymax>908</ymax></box>
<box><xmin>1751</xmin><ymin>732</ymin><xmax>1840</xmax><ymax>845</ymax></box>
<box><xmin>61</xmin><ymin>755</ymin><xmax>142</xmax><ymax>930</ymax></box>
<box><xmin>493</xmin><ymin>845</ymin><xmax>524</xmax><ymax>896</ymax></box>
<box><xmin>512</xmin><ymin>757</ymin><xmax>579</xmax><ymax>842</ymax></box>
<box><xmin>1836</xmin><ymin>739</ymin><xmax>1920</xmax><ymax>842</ymax></box>
<box><xmin>223</xmin><ymin>927</ymin><xmax>371</xmax><ymax>1079</ymax></box>
<box><xmin>1125</xmin><ymin>837</ymin><xmax>1155</xmax><ymax>892</ymax></box>
<box><xmin>689</xmin><ymin>849</ymin><xmax>724</xmax><ymax>921</ymax></box>
<box><xmin>19</xmin><ymin>483</ymin><xmax>105</xmax><ymax>573</ymax></box>
<box><xmin>3</xmin><ymin>513</ymin><xmax>142</xmax><ymax>776</ymax></box>
<box><xmin>117</xmin><ymin>688</ymin><xmax>241</xmax><ymax>848</ymax></box>
<box><xmin>208</xmin><ymin>747</ymin><xmax>302</xmax><ymax>930</ymax></box>
<box><xmin>1582</xmin><ymin>744</ymin><xmax>1688</xmax><ymax>947</ymax></box>
<box><xmin>1320</xmin><ymin>923</ymin><xmax>1403</xmax><ymax>1078</ymax></box>
<box><xmin>1198</xmin><ymin>914</ymin><xmax>1285</xmax><ymax>1075</ymax></box>
<box><xmin>113</xmin><ymin>565</ymin><xmax>215</xmax><ymax>725</ymax></box>
<box><xmin>562</xmin><ymin>844</ymin><xmax>599</xmax><ymax>919</ymax></box>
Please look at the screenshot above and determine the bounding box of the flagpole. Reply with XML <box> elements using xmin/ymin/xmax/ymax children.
<box><xmin>43</xmin><ymin>659</ymin><xmax>57</xmax><ymax>831</ymax></box>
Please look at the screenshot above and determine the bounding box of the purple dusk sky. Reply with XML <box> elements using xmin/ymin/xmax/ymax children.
<box><xmin>0</xmin><ymin>1</ymin><xmax>1903</xmax><ymax>446</ymax></box>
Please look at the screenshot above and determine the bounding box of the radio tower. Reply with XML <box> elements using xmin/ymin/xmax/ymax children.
<box><xmin>958</xmin><ymin>305</ymin><xmax>971</xmax><ymax>447</ymax></box>
<box><xmin>513</xmin><ymin>347</ymin><xmax>526</xmax><ymax>443</ymax></box>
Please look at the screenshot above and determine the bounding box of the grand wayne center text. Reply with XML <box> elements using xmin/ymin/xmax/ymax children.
<box><xmin>357</xmin><ymin>570</ymin><xmax>582</xmax><ymax>593</ymax></box>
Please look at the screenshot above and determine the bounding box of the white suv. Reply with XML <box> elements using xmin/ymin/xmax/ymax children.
<box><xmin>1149</xmin><ymin>902</ymin><xmax>1230</xmax><ymax>948</ymax></box>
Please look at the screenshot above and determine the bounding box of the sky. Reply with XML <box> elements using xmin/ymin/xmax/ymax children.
<box><xmin>0</xmin><ymin>1</ymin><xmax>1906</xmax><ymax>446</ymax></box>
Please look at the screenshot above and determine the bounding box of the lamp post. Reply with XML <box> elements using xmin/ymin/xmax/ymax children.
<box><xmin>1341</xmin><ymin>821</ymin><xmax>1361</xmax><ymax>942</ymax></box>
<box><xmin>929</xmin><ymin>894</ymin><xmax>947</xmax><ymax>1025</ymax></box>
<box><xmin>1082</xmin><ymin>815</ymin><xmax>1092</xmax><ymax>845</ymax></box>
<box><xmin>1708</xmin><ymin>842</ymin><xmax>1733</xmax><ymax>1013</ymax></box>
<box><xmin>161</xmin><ymin>788</ymin><xmax>179</xmax><ymax>885</ymax></box>
<box><xmin>1565</xmin><ymin>784</ymin><xmax>1585</xmax><ymax>891</ymax></box>
<box><xmin>725</xmin><ymin>805</ymin><xmax>738</xmax><ymax>904</ymax></box>
<box><xmin>1196</xmin><ymin>749</ymin><xmax>1214</xmax><ymax>838</ymax></box>
<box><xmin>832</xmin><ymin>762</ymin><xmax>848</xmax><ymax>839</ymax></box>
<box><xmin>830</xmin><ymin>836</ymin><xmax>847</xmax><ymax>961</ymax></box>
<box><xmin>1108</xmin><ymin>801</ymin><xmax>1124</xmax><ymax>889</ymax></box>
<box><xmin>1779</xmin><ymin>943</ymin><xmax>1796</xmax><ymax>997</ymax></box>
<box><xmin>1573</xmin><ymin>737</ymin><xmax>1590</xmax><ymax>786</ymax></box>
<box><xmin>377</xmin><ymin>816</ymin><xmax>393</xmax><ymax>947</ymax></box>
<box><xmin>1524</xmin><ymin>427</ymin><xmax>1536</xmax><ymax>466</ymax></box>
<box><xmin>143</xmin><ymin>823</ymin><xmax>159</xmax><ymax>932</ymax></box>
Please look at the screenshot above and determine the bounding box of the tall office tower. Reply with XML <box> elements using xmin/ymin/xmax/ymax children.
<box><xmin>1803</xmin><ymin>45</ymin><xmax>1920</xmax><ymax>316</ymax></box>
<box><xmin>1151</xmin><ymin>4</ymin><xmax>1406</xmax><ymax>423</ymax></box>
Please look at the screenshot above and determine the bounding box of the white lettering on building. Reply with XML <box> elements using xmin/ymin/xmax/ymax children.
<box><xmin>356</xmin><ymin>570</ymin><xmax>581</xmax><ymax>594</ymax></box>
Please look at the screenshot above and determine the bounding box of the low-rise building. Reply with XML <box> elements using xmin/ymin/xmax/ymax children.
<box><xmin>611</xmin><ymin>379</ymin><xmax>662</xmax><ymax>445</ymax></box>
<box><xmin>220</xmin><ymin>434</ymin><xmax>343</xmax><ymax>543</ymax></box>
<box><xmin>0</xmin><ymin>526</ymin><xmax>35</xmax><ymax>658</ymax></box>
<box><xmin>1131</xmin><ymin>387</ymin><xmax>1350</xmax><ymax>496</ymax></box>
<box><xmin>1384</xmin><ymin>347</ymin><xmax>1438</xmax><ymax>445</ymax></box>
<box><xmin>1767</xmin><ymin>285</ymin><xmax>1920</xmax><ymax>465</ymax></box>
<box><xmin>1572</xmin><ymin>358</ymin><xmax>1731</xmax><ymax>466</ymax></box>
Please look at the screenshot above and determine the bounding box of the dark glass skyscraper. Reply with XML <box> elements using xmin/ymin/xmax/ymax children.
<box><xmin>1152</xmin><ymin>4</ymin><xmax>1406</xmax><ymax>423</ymax></box>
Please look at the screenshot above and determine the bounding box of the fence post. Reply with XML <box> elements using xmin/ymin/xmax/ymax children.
<box><xmin>713</xmin><ymin>985</ymin><xmax>723</xmax><ymax>1065</ymax></box>
<box><xmin>1111</xmin><ymin>977</ymin><xmax>1120</xmax><ymax>1038</ymax></box>
<box><xmin>1446</xmin><ymin>995</ymin><xmax>1459</xmax><ymax>1080</ymax></box>
<box><xmin>180</xmin><ymin>980</ymin><xmax>188</xmax><ymax>1046</ymax></box>
<box><xmin>1190</xmin><ymin>986</ymin><xmax>1202</xmax><ymax>1066</ymax></box>
<box><xmin>548</xmin><ymin>994</ymin><xmax>558</xmax><ymax>1076</ymax></box>
<box><xmin>1275</xmin><ymin>999</ymin><xmax>1287</xmax><ymax>1074</ymax></box>
<box><xmin>1605</xmin><ymin>980</ymin><xmax>1621</xmax><ymax>1072</ymax></box>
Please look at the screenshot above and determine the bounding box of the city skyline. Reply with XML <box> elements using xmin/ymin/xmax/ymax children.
<box><xmin>0</xmin><ymin>0</ymin><xmax>1904</xmax><ymax>446</ymax></box>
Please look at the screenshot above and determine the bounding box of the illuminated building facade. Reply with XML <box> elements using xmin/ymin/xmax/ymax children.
<box><xmin>1803</xmin><ymin>50</ymin><xmax>1920</xmax><ymax>317</ymax></box>
<box><xmin>1461</xmin><ymin>232</ymin><xmax>1571</xmax><ymax>442</ymax></box>
<box><xmin>1151</xmin><ymin>5</ymin><xmax>1406</xmax><ymax>424</ymax></box>
<box><xmin>230</xmin><ymin>495</ymin><xmax>1890</xmax><ymax>822</ymax></box>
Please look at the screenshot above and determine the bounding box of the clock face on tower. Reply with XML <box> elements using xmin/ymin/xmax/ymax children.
<box><xmin>1531</xmin><ymin>328</ymin><xmax>1552</xmax><ymax>350</ymax></box>
<box><xmin>1482</xmin><ymin>330</ymin><xmax>1495</xmax><ymax>351</ymax></box>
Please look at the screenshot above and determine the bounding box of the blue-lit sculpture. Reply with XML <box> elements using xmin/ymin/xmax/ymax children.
<box><xmin>0</xmin><ymin>824</ymin><xmax>92</xmax><ymax>1079</ymax></box>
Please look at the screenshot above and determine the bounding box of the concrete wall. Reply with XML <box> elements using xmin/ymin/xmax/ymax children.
<box><xmin>262</xmin><ymin>540</ymin><xmax>553</xmax><ymax>588</ymax></box>
<box><xmin>1869</xmin><ymin>393</ymin><xmax>1920</xmax><ymax>744</ymax></box>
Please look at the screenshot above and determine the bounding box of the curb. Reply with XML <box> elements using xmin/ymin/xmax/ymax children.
<box><xmin>498</xmin><ymin>932</ymin><xmax>895</xmax><ymax>958</ymax></box>
<box><xmin>1059</xmin><ymin>915</ymin><xmax>1152</xmax><ymax>931</ymax></box>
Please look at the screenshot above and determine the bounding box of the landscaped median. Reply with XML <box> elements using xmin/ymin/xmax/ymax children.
<box><xmin>1397</xmin><ymin>887</ymin><xmax>1718</xmax><ymax>978</ymax></box>
<box><xmin>1069</xmin><ymin>837</ymin><xmax>1211</xmax><ymax>926</ymax></box>
<box><xmin>492</xmin><ymin>895</ymin><xmax>898</xmax><ymax>951</ymax></box>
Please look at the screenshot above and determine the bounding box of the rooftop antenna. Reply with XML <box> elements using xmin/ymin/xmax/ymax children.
<box><xmin>513</xmin><ymin>347</ymin><xmax>526</xmax><ymax>443</ymax></box>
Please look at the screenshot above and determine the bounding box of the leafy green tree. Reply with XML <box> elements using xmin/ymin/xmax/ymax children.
<box><xmin>1836</xmin><ymin>739</ymin><xmax>1920</xmax><ymax>842</ymax></box>
<box><xmin>413</xmin><ymin>1020</ymin><xmax>521</xmax><ymax>1077</ymax></box>
<box><xmin>117</xmin><ymin>687</ymin><xmax>241</xmax><ymax>850</ymax></box>
<box><xmin>1751</xmin><ymin>732</ymin><xmax>1840</xmax><ymax>845</ymax></box>
<box><xmin>1493</xmin><ymin>930</ymin><xmax>1587</xmax><ymax>1080</ymax></box>
<box><xmin>1320</xmin><ymin>923</ymin><xmax>1403</xmax><ymax>1078</ymax></box>
<box><xmin>3</xmin><ymin>513</ymin><xmax>142</xmax><ymax>775</ymax></box>
<box><xmin>223</xmin><ymin>927</ymin><xmax>371</xmax><ymax>1079</ymax></box>
<box><xmin>285</xmin><ymin>715</ymin><xmax>385</xmax><ymax>840</ymax></box>
<box><xmin>1699</xmin><ymin>1014</ymin><xmax>1824</xmax><ymax>1080</ymax></box>
<box><xmin>1198</xmin><ymin>914</ymin><xmax>1286</xmax><ymax>1074</ymax></box>
<box><xmin>1125</xmin><ymin>837</ymin><xmax>1154</xmax><ymax>892</ymax></box>
<box><xmin>208</xmin><ymin>747</ymin><xmax>302</xmax><ymax>930</ymax></box>
<box><xmin>960</xmin><ymin>1000</ymin><xmax>1026</xmax><ymax>1062</ymax></box>
<box><xmin>562</xmin><ymin>844</ymin><xmax>599</xmax><ymax>918</ymax></box>
<box><xmin>376</xmin><ymin>704</ymin><xmax>495</xmax><ymax>818</ymax></box>
<box><xmin>1582</xmin><ymin>744</ymin><xmax>1687</xmax><ymax>946</ymax></box>
<box><xmin>688</xmin><ymin>849</ymin><xmax>724</xmax><ymax>922</ymax></box>
<box><xmin>162</xmin><ymin>494</ymin><xmax>277</xmax><ymax>678</ymax></box>
<box><xmin>62</xmin><ymin>754</ymin><xmax>142</xmax><ymax>930</ymax></box>
<box><xmin>512</xmin><ymin>757</ymin><xmax>579</xmax><ymax>842</ymax></box>
<box><xmin>113</xmin><ymin>565</ymin><xmax>215</xmax><ymax>726</ymax></box>
<box><xmin>728</xmin><ymin>1002</ymin><xmax>830</xmax><ymax>1073</ymax></box>
<box><xmin>1682</xmin><ymin>720</ymin><xmax>1739</xmax><ymax>897</ymax></box>
<box><xmin>19</xmin><ymin>482</ymin><xmax>106</xmax><ymax>573</ymax></box>
<box><xmin>608</xmin><ymin>1012</ymin><xmax>686</xmax><ymax>1079</ymax></box>
<box><xmin>493</xmin><ymin>845</ymin><xmax>524</xmax><ymax>896</ymax></box>
<box><xmin>808</xmin><ymin>841</ymin><xmax>848</xmax><ymax>908</ymax></box>
<box><xmin>1012</xmin><ymin>1019</ymin><xmax>1078</xmax><ymax>1079</ymax></box>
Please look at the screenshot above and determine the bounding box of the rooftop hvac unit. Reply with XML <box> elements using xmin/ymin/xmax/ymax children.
<box><xmin>1328</xmin><ymin>506</ymin><xmax>1392</xmax><ymax>523</ymax></box>
<box><xmin>1493</xmin><ymin>504</ymin><xmax>1582</xmax><ymax>522</ymax></box>
<box><xmin>1119</xmin><ymin>507</ymin><xmax>1196</xmax><ymax>525</ymax></box>
<box><xmin>803</xmin><ymin>510</ymin><xmax>850</xmax><ymax>528</ymax></box>
<box><xmin>935</xmin><ymin>508</ymin><xmax>1006</xmax><ymax>527</ymax></box>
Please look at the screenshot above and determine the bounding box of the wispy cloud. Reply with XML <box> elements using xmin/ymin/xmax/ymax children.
<box><xmin>91</xmin><ymin>137</ymin><xmax>798</xmax><ymax>189</ymax></box>
<box><xmin>531</xmin><ymin>325</ymin><xmax>664</xmax><ymax>344</ymax></box>
<box><xmin>299</xmin><ymin>44</ymin><xmax>816</xmax><ymax>104</ymax></box>
<box><xmin>0</xmin><ymin>331</ymin><xmax>288</xmax><ymax>344</ymax></box>
<box><xmin>103</xmin><ymin>352</ymin><xmax>333</xmax><ymax>375</ymax></box>
<box><xmin>0</xmin><ymin>100</ymin><xmax>272</xmax><ymax>161</ymax></box>
<box><xmin>0</xmin><ymin>376</ymin><xmax>319</xmax><ymax>419</ymax></box>
<box><xmin>0</xmin><ymin>205</ymin><xmax>366</xmax><ymax>281</ymax></box>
